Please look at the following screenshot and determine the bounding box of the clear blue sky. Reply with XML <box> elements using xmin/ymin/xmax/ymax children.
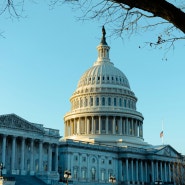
<box><xmin>0</xmin><ymin>1</ymin><xmax>185</xmax><ymax>154</ymax></box>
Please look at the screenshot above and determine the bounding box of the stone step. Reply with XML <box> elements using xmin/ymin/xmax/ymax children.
<box><xmin>7</xmin><ymin>175</ymin><xmax>47</xmax><ymax>185</ymax></box>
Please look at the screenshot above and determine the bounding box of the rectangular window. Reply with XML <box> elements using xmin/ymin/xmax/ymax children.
<box><xmin>114</xmin><ymin>98</ymin><xmax>116</xmax><ymax>106</ymax></box>
<box><xmin>124</xmin><ymin>99</ymin><xmax>127</xmax><ymax>107</ymax></box>
<box><xmin>119</xmin><ymin>98</ymin><xmax>122</xmax><ymax>106</ymax></box>
<box><xmin>108</xmin><ymin>97</ymin><xmax>111</xmax><ymax>106</ymax></box>
<box><xmin>84</xmin><ymin>98</ymin><xmax>87</xmax><ymax>107</ymax></box>
<box><xmin>109</xmin><ymin>160</ymin><xmax>112</xmax><ymax>165</ymax></box>
<box><xmin>96</xmin><ymin>97</ymin><xmax>99</xmax><ymax>106</ymax></box>
<box><xmin>102</xmin><ymin>97</ymin><xmax>105</xmax><ymax>106</ymax></box>
<box><xmin>82</xmin><ymin>157</ymin><xmax>86</xmax><ymax>162</ymax></box>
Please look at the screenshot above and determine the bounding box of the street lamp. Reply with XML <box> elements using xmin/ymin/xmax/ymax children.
<box><xmin>0</xmin><ymin>163</ymin><xmax>3</xmax><ymax>177</ymax></box>
<box><xmin>64</xmin><ymin>170</ymin><xmax>72</xmax><ymax>185</ymax></box>
<box><xmin>109</xmin><ymin>175</ymin><xmax>116</xmax><ymax>185</ymax></box>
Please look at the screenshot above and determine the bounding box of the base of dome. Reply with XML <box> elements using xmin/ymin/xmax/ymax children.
<box><xmin>60</xmin><ymin>134</ymin><xmax>150</xmax><ymax>148</ymax></box>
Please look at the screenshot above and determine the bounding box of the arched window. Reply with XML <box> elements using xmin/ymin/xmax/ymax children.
<box><xmin>81</xmin><ymin>168</ymin><xmax>86</xmax><ymax>179</ymax></box>
<box><xmin>91</xmin><ymin>167</ymin><xmax>96</xmax><ymax>181</ymax></box>
<box><xmin>102</xmin><ymin>97</ymin><xmax>105</xmax><ymax>106</ymax></box>
<box><xmin>74</xmin><ymin>168</ymin><xmax>78</xmax><ymax>179</ymax></box>
<box><xmin>101</xmin><ymin>170</ymin><xmax>105</xmax><ymax>181</ymax></box>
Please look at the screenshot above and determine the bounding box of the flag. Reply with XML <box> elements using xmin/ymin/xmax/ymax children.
<box><xmin>160</xmin><ymin>131</ymin><xmax>163</xmax><ymax>138</ymax></box>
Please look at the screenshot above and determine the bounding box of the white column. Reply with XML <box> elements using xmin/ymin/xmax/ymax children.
<box><xmin>140</xmin><ymin>160</ymin><xmax>143</xmax><ymax>182</ymax></box>
<box><xmin>69</xmin><ymin>120</ymin><xmax>71</xmax><ymax>136</ymax></box>
<box><xmin>30</xmin><ymin>139</ymin><xmax>34</xmax><ymax>175</ymax></box>
<box><xmin>126</xmin><ymin>159</ymin><xmax>129</xmax><ymax>182</ymax></box>
<box><xmin>123</xmin><ymin>118</ymin><xmax>125</xmax><ymax>134</ymax></box>
<box><xmin>156</xmin><ymin>161</ymin><xmax>158</xmax><ymax>181</ymax></box>
<box><xmin>172</xmin><ymin>163</ymin><xmax>175</xmax><ymax>183</ymax></box>
<box><xmin>65</xmin><ymin>121</ymin><xmax>67</xmax><ymax>137</ymax></box>
<box><xmin>91</xmin><ymin>117</ymin><xmax>94</xmax><ymax>134</ymax></box>
<box><xmin>20</xmin><ymin>137</ymin><xmax>25</xmax><ymax>175</ymax></box>
<box><xmin>138</xmin><ymin>122</ymin><xmax>141</xmax><ymax>137</ymax></box>
<box><xmin>160</xmin><ymin>161</ymin><xmax>163</xmax><ymax>181</ymax></box>
<box><xmin>106</xmin><ymin>116</ymin><xmax>108</xmax><ymax>134</ymax></box>
<box><xmin>168</xmin><ymin>162</ymin><xmax>171</xmax><ymax>182</ymax></box>
<box><xmin>84</xmin><ymin>117</ymin><xmax>87</xmax><ymax>134</ymax></box>
<box><xmin>131</xmin><ymin>119</ymin><xmax>134</xmax><ymax>135</ymax></box>
<box><xmin>134</xmin><ymin>120</ymin><xmax>137</xmax><ymax>136</ymax></box>
<box><xmin>126</xmin><ymin>118</ymin><xmax>129</xmax><ymax>135</ymax></box>
<box><xmin>39</xmin><ymin>140</ymin><xmax>43</xmax><ymax>172</ymax></box>
<box><xmin>48</xmin><ymin>143</ymin><xmax>52</xmax><ymax>172</ymax></box>
<box><xmin>2</xmin><ymin>135</ymin><xmax>7</xmax><ymax>167</ymax></box>
<box><xmin>78</xmin><ymin>117</ymin><xmax>81</xmax><ymax>134</ymax></box>
<box><xmin>131</xmin><ymin>159</ymin><xmax>134</xmax><ymax>182</ymax></box>
<box><xmin>136</xmin><ymin>121</ymin><xmax>139</xmax><ymax>137</ymax></box>
<box><xmin>73</xmin><ymin>119</ymin><xmax>75</xmax><ymax>134</ymax></box>
<box><xmin>164</xmin><ymin>162</ymin><xmax>167</xmax><ymax>182</ymax></box>
<box><xmin>136</xmin><ymin>159</ymin><xmax>138</xmax><ymax>182</ymax></box>
<box><xmin>119</xmin><ymin>117</ymin><xmax>122</xmax><ymax>135</ymax></box>
<box><xmin>113</xmin><ymin>117</ymin><xmax>116</xmax><ymax>134</ymax></box>
<box><xmin>145</xmin><ymin>161</ymin><xmax>148</xmax><ymax>182</ymax></box>
<box><xmin>74</xmin><ymin>119</ymin><xmax>77</xmax><ymax>134</ymax></box>
<box><xmin>11</xmin><ymin>136</ymin><xmax>16</xmax><ymax>173</ymax></box>
<box><xmin>87</xmin><ymin>117</ymin><xmax>90</xmax><ymax>134</ymax></box>
<box><xmin>99</xmin><ymin>116</ymin><xmax>101</xmax><ymax>134</ymax></box>
<box><xmin>151</xmin><ymin>160</ymin><xmax>154</xmax><ymax>182</ymax></box>
<box><xmin>55</xmin><ymin>145</ymin><xmax>58</xmax><ymax>172</ymax></box>
<box><xmin>141</xmin><ymin>122</ymin><xmax>143</xmax><ymax>137</ymax></box>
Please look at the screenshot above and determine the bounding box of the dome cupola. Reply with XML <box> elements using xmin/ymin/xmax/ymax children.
<box><xmin>62</xmin><ymin>27</ymin><xmax>148</xmax><ymax>147</ymax></box>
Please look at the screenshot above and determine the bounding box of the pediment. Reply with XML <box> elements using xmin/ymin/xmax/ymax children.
<box><xmin>0</xmin><ymin>114</ymin><xmax>44</xmax><ymax>133</ymax></box>
<box><xmin>155</xmin><ymin>145</ymin><xmax>180</xmax><ymax>158</ymax></box>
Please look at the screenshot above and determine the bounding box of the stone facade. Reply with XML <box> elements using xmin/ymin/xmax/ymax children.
<box><xmin>0</xmin><ymin>113</ymin><xmax>60</xmax><ymax>184</ymax></box>
<box><xmin>58</xmin><ymin>28</ymin><xmax>184</xmax><ymax>185</ymax></box>
<box><xmin>59</xmin><ymin>140</ymin><xmax>182</xmax><ymax>185</ymax></box>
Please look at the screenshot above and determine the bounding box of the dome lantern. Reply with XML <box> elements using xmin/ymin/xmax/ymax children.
<box><xmin>96</xmin><ymin>26</ymin><xmax>110</xmax><ymax>64</ymax></box>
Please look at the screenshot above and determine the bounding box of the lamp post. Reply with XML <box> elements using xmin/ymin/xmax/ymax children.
<box><xmin>109</xmin><ymin>175</ymin><xmax>116</xmax><ymax>185</ymax></box>
<box><xmin>64</xmin><ymin>170</ymin><xmax>72</xmax><ymax>185</ymax></box>
<box><xmin>0</xmin><ymin>163</ymin><xmax>3</xmax><ymax>177</ymax></box>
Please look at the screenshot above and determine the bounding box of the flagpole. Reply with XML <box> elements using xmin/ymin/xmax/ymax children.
<box><xmin>162</xmin><ymin>120</ymin><xmax>164</xmax><ymax>145</ymax></box>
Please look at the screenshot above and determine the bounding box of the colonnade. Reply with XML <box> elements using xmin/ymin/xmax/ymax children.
<box><xmin>65</xmin><ymin>116</ymin><xmax>143</xmax><ymax>138</ymax></box>
<box><xmin>0</xmin><ymin>134</ymin><xmax>58</xmax><ymax>175</ymax></box>
<box><xmin>120</xmin><ymin>158</ymin><xmax>174</xmax><ymax>184</ymax></box>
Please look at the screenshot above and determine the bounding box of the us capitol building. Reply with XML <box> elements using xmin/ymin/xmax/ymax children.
<box><xmin>58</xmin><ymin>27</ymin><xmax>184</xmax><ymax>185</ymax></box>
<box><xmin>0</xmin><ymin>27</ymin><xmax>184</xmax><ymax>185</ymax></box>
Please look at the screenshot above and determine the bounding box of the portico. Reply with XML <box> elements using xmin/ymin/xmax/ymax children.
<box><xmin>0</xmin><ymin>113</ymin><xmax>60</xmax><ymax>183</ymax></box>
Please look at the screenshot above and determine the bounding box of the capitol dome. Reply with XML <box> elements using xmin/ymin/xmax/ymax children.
<box><xmin>77</xmin><ymin>58</ymin><xmax>130</xmax><ymax>90</ymax></box>
<box><xmin>63</xmin><ymin>27</ymin><xmax>148</xmax><ymax>147</ymax></box>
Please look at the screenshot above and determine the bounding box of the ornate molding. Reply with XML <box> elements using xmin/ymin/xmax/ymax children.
<box><xmin>0</xmin><ymin>114</ymin><xmax>44</xmax><ymax>134</ymax></box>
